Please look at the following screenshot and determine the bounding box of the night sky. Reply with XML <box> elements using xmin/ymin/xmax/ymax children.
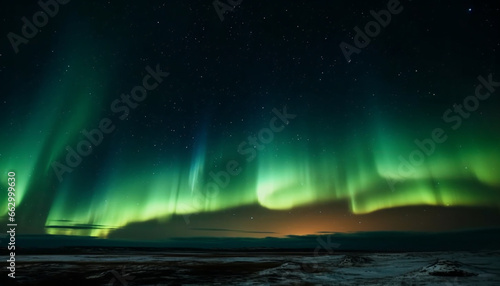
<box><xmin>1</xmin><ymin>0</ymin><xmax>499</xmax><ymax>241</ymax></box>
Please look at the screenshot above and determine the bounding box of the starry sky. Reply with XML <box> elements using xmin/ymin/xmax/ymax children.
<box><xmin>0</xmin><ymin>0</ymin><xmax>499</xmax><ymax>241</ymax></box>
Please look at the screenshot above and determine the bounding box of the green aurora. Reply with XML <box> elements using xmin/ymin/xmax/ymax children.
<box><xmin>1</xmin><ymin>1</ymin><xmax>499</xmax><ymax>239</ymax></box>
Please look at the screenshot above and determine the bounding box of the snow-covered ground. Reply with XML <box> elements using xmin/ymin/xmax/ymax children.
<box><xmin>11</xmin><ymin>251</ymin><xmax>500</xmax><ymax>285</ymax></box>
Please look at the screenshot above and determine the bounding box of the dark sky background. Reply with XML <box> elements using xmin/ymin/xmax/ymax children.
<box><xmin>0</xmin><ymin>0</ymin><xmax>499</xmax><ymax>241</ymax></box>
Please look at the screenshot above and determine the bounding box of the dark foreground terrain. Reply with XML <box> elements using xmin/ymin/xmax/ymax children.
<box><xmin>2</xmin><ymin>251</ymin><xmax>499</xmax><ymax>285</ymax></box>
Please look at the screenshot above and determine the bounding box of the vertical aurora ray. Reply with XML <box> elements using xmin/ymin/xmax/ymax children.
<box><xmin>1</xmin><ymin>39</ymin><xmax>111</xmax><ymax>218</ymax></box>
<box><xmin>188</xmin><ymin>125</ymin><xmax>208</xmax><ymax>195</ymax></box>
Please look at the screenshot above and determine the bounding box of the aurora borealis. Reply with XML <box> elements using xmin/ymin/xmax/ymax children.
<box><xmin>1</xmin><ymin>0</ymin><xmax>499</xmax><ymax>241</ymax></box>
